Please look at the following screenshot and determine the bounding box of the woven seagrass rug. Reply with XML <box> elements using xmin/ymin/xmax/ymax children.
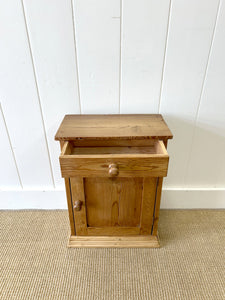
<box><xmin>0</xmin><ymin>210</ymin><xmax>224</xmax><ymax>300</ymax></box>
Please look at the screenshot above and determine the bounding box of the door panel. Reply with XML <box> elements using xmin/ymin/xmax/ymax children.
<box><xmin>117</xmin><ymin>178</ymin><xmax>143</xmax><ymax>226</ymax></box>
<box><xmin>84</xmin><ymin>177</ymin><xmax>143</xmax><ymax>227</ymax></box>
<box><xmin>70</xmin><ymin>176</ymin><xmax>157</xmax><ymax>236</ymax></box>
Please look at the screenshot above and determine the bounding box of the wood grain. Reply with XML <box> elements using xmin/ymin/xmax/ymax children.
<box><xmin>118</xmin><ymin>178</ymin><xmax>143</xmax><ymax>226</ymax></box>
<box><xmin>87</xmin><ymin>227</ymin><xmax>140</xmax><ymax>236</ymax></box>
<box><xmin>56</xmin><ymin>114</ymin><xmax>171</xmax><ymax>245</ymax></box>
<box><xmin>60</xmin><ymin>141</ymin><xmax>75</xmax><ymax>235</ymax></box>
<box><xmin>68</xmin><ymin>235</ymin><xmax>160</xmax><ymax>248</ymax></box>
<box><xmin>140</xmin><ymin>177</ymin><xmax>157</xmax><ymax>235</ymax></box>
<box><xmin>55</xmin><ymin>114</ymin><xmax>173</xmax><ymax>141</ymax></box>
<box><xmin>71</xmin><ymin>139</ymin><xmax>157</xmax><ymax>147</ymax></box>
<box><xmin>84</xmin><ymin>177</ymin><xmax>143</xmax><ymax>227</ymax></box>
<box><xmin>70</xmin><ymin>177</ymin><xmax>87</xmax><ymax>235</ymax></box>
<box><xmin>60</xmin><ymin>140</ymin><xmax>169</xmax><ymax>178</ymax></box>
<box><xmin>60</xmin><ymin>155</ymin><xmax>168</xmax><ymax>178</ymax></box>
<box><xmin>64</xmin><ymin>178</ymin><xmax>75</xmax><ymax>236</ymax></box>
<box><xmin>152</xmin><ymin>177</ymin><xmax>163</xmax><ymax>236</ymax></box>
<box><xmin>71</xmin><ymin>146</ymin><xmax>158</xmax><ymax>155</ymax></box>
<box><xmin>151</xmin><ymin>140</ymin><xmax>168</xmax><ymax>236</ymax></box>
<box><xmin>84</xmin><ymin>177</ymin><xmax>120</xmax><ymax>227</ymax></box>
<box><xmin>61</xmin><ymin>140</ymin><xmax>167</xmax><ymax>156</ymax></box>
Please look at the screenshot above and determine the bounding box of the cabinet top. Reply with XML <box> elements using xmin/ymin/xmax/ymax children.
<box><xmin>55</xmin><ymin>114</ymin><xmax>173</xmax><ymax>141</ymax></box>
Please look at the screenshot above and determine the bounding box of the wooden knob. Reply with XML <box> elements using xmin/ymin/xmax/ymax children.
<box><xmin>74</xmin><ymin>200</ymin><xmax>82</xmax><ymax>211</ymax></box>
<box><xmin>109</xmin><ymin>163</ymin><xmax>119</xmax><ymax>177</ymax></box>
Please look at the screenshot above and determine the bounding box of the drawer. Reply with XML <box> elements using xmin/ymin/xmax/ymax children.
<box><xmin>59</xmin><ymin>140</ymin><xmax>169</xmax><ymax>178</ymax></box>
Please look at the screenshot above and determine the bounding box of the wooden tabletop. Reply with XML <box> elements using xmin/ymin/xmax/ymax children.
<box><xmin>55</xmin><ymin>114</ymin><xmax>173</xmax><ymax>141</ymax></box>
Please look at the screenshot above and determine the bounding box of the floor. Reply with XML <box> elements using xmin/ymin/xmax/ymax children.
<box><xmin>0</xmin><ymin>210</ymin><xmax>224</xmax><ymax>300</ymax></box>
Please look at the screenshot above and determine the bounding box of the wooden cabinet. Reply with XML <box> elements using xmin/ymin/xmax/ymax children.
<box><xmin>55</xmin><ymin>114</ymin><xmax>173</xmax><ymax>247</ymax></box>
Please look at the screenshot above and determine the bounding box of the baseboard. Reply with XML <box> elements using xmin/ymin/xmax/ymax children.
<box><xmin>161</xmin><ymin>188</ymin><xmax>225</xmax><ymax>209</ymax></box>
<box><xmin>0</xmin><ymin>189</ymin><xmax>67</xmax><ymax>209</ymax></box>
<box><xmin>0</xmin><ymin>188</ymin><xmax>224</xmax><ymax>209</ymax></box>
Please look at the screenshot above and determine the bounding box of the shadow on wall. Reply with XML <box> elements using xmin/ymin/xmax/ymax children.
<box><xmin>163</xmin><ymin>115</ymin><xmax>225</xmax><ymax>188</ymax></box>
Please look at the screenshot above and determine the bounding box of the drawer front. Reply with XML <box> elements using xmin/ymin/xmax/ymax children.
<box><xmin>59</xmin><ymin>140</ymin><xmax>169</xmax><ymax>178</ymax></box>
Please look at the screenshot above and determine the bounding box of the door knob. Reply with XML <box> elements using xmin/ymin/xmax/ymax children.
<box><xmin>74</xmin><ymin>200</ymin><xmax>82</xmax><ymax>211</ymax></box>
<box><xmin>108</xmin><ymin>163</ymin><xmax>119</xmax><ymax>177</ymax></box>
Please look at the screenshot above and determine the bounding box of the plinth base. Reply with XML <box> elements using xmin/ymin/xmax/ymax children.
<box><xmin>68</xmin><ymin>234</ymin><xmax>160</xmax><ymax>248</ymax></box>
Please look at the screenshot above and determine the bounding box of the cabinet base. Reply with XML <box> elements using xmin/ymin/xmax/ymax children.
<box><xmin>68</xmin><ymin>234</ymin><xmax>160</xmax><ymax>248</ymax></box>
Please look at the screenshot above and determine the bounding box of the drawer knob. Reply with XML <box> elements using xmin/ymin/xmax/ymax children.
<box><xmin>109</xmin><ymin>163</ymin><xmax>119</xmax><ymax>177</ymax></box>
<box><xmin>74</xmin><ymin>200</ymin><xmax>82</xmax><ymax>211</ymax></box>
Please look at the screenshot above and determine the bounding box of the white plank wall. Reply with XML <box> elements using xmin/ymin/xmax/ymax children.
<box><xmin>159</xmin><ymin>0</ymin><xmax>220</xmax><ymax>187</ymax></box>
<box><xmin>0</xmin><ymin>105</ymin><xmax>21</xmax><ymax>189</ymax></box>
<box><xmin>22</xmin><ymin>0</ymin><xmax>81</xmax><ymax>187</ymax></box>
<box><xmin>0</xmin><ymin>0</ymin><xmax>53</xmax><ymax>189</ymax></box>
<box><xmin>186</xmin><ymin>0</ymin><xmax>225</xmax><ymax>187</ymax></box>
<box><xmin>0</xmin><ymin>0</ymin><xmax>225</xmax><ymax>208</ymax></box>
<box><xmin>73</xmin><ymin>0</ymin><xmax>120</xmax><ymax>113</ymax></box>
<box><xmin>120</xmin><ymin>0</ymin><xmax>170</xmax><ymax>113</ymax></box>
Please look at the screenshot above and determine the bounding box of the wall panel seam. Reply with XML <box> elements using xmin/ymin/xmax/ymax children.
<box><xmin>0</xmin><ymin>103</ymin><xmax>23</xmax><ymax>188</ymax></box>
<box><xmin>183</xmin><ymin>0</ymin><xmax>222</xmax><ymax>186</ymax></box>
<box><xmin>71</xmin><ymin>0</ymin><xmax>82</xmax><ymax>114</ymax></box>
<box><xmin>118</xmin><ymin>0</ymin><xmax>123</xmax><ymax>114</ymax></box>
<box><xmin>158</xmin><ymin>0</ymin><xmax>172</xmax><ymax>113</ymax></box>
<box><xmin>21</xmin><ymin>0</ymin><xmax>55</xmax><ymax>188</ymax></box>
<box><xmin>193</xmin><ymin>0</ymin><xmax>222</xmax><ymax>122</ymax></box>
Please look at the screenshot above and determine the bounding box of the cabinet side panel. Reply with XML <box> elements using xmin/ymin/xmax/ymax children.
<box><xmin>140</xmin><ymin>177</ymin><xmax>157</xmax><ymax>235</ymax></box>
<box><xmin>70</xmin><ymin>177</ymin><xmax>87</xmax><ymax>235</ymax></box>
<box><xmin>64</xmin><ymin>178</ymin><xmax>75</xmax><ymax>235</ymax></box>
<box><xmin>151</xmin><ymin>140</ymin><xmax>168</xmax><ymax>235</ymax></box>
<box><xmin>60</xmin><ymin>141</ymin><xmax>75</xmax><ymax>236</ymax></box>
<box><xmin>152</xmin><ymin>177</ymin><xmax>163</xmax><ymax>236</ymax></box>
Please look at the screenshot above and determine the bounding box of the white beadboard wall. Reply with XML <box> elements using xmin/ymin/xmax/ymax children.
<box><xmin>0</xmin><ymin>0</ymin><xmax>225</xmax><ymax>209</ymax></box>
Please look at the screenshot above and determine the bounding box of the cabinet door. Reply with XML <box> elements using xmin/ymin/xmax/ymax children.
<box><xmin>70</xmin><ymin>176</ymin><xmax>157</xmax><ymax>236</ymax></box>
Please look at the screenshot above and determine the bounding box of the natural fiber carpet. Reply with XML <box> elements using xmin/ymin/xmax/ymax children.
<box><xmin>0</xmin><ymin>210</ymin><xmax>224</xmax><ymax>300</ymax></box>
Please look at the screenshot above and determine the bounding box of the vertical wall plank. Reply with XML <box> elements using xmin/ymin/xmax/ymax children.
<box><xmin>0</xmin><ymin>0</ymin><xmax>53</xmax><ymax>188</ymax></box>
<box><xmin>23</xmin><ymin>0</ymin><xmax>81</xmax><ymax>187</ymax></box>
<box><xmin>73</xmin><ymin>0</ymin><xmax>120</xmax><ymax>114</ymax></box>
<box><xmin>159</xmin><ymin>0</ymin><xmax>220</xmax><ymax>187</ymax></box>
<box><xmin>120</xmin><ymin>0</ymin><xmax>170</xmax><ymax>113</ymax></box>
<box><xmin>186</xmin><ymin>0</ymin><xmax>225</xmax><ymax>187</ymax></box>
<box><xmin>0</xmin><ymin>105</ymin><xmax>21</xmax><ymax>189</ymax></box>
